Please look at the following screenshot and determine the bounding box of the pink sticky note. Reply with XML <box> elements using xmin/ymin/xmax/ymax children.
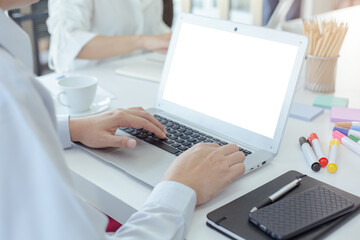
<box><xmin>331</xmin><ymin>107</ymin><xmax>360</xmax><ymax>122</ymax></box>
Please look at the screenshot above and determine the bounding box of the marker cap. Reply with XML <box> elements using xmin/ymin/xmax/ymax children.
<box><xmin>327</xmin><ymin>163</ymin><xmax>338</xmax><ymax>173</ymax></box>
<box><xmin>335</xmin><ymin>122</ymin><xmax>352</xmax><ymax>129</ymax></box>
<box><xmin>329</xmin><ymin>138</ymin><xmax>340</xmax><ymax>149</ymax></box>
<box><xmin>311</xmin><ymin>162</ymin><xmax>321</xmax><ymax>172</ymax></box>
<box><xmin>333</xmin><ymin>127</ymin><xmax>349</xmax><ymax>136</ymax></box>
<box><xmin>349</xmin><ymin>135</ymin><xmax>360</xmax><ymax>142</ymax></box>
<box><xmin>351</xmin><ymin>126</ymin><xmax>360</xmax><ymax>132</ymax></box>
<box><xmin>318</xmin><ymin>157</ymin><xmax>328</xmax><ymax>167</ymax></box>
<box><xmin>333</xmin><ymin>131</ymin><xmax>345</xmax><ymax>142</ymax></box>
<box><xmin>308</xmin><ymin>133</ymin><xmax>319</xmax><ymax>145</ymax></box>
<box><xmin>299</xmin><ymin>137</ymin><xmax>308</xmax><ymax>146</ymax></box>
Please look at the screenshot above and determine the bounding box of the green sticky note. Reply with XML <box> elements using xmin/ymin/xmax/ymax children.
<box><xmin>313</xmin><ymin>94</ymin><xmax>348</xmax><ymax>109</ymax></box>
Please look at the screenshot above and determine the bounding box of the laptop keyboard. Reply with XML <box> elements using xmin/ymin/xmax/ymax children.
<box><xmin>119</xmin><ymin>114</ymin><xmax>252</xmax><ymax>157</ymax></box>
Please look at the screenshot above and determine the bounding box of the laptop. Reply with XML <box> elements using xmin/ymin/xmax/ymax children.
<box><xmin>115</xmin><ymin>52</ymin><xmax>165</xmax><ymax>83</ymax></box>
<box><xmin>80</xmin><ymin>14</ymin><xmax>308</xmax><ymax>187</ymax></box>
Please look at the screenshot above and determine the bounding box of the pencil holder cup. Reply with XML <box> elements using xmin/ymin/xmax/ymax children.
<box><xmin>305</xmin><ymin>55</ymin><xmax>339</xmax><ymax>93</ymax></box>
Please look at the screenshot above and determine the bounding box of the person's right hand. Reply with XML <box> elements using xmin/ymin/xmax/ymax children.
<box><xmin>162</xmin><ymin>143</ymin><xmax>246</xmax><ymax>205</ymax></box>
<box><xmin>143</xmin><ymin>33</ymin><xmax>172</xmax><ymax>54</ymax></box>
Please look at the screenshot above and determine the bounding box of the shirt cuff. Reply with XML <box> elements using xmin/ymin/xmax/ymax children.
<box><xmin>57</xmin><ymin>30</ymin><xmax>97</xmax><ymax>72</ymax></box>
<box><xmin>145</xmin><ymin>181</ymin><xmax>196</xmax><ymax>232</ymax></box>
<box><xmin>57</xmin><ymin>114</ymin><xmax>72</xmax><ymax>149</ymax></box>
<box><xmin>70</xmin><ymin>30</ymin><xmax>97</xmax><ymax>58</ymax></box>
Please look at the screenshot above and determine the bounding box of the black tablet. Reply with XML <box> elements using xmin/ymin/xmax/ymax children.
<box><xmin>248</xmin><ymin>185</ymin><xmax>355</xmax><ymax>240</ymax></box>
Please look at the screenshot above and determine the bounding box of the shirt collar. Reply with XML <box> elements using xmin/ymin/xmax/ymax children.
<box><xmin>0</xmin><ymin>9</ymin><xmax>34</xmax><ymax>73</ymax></box>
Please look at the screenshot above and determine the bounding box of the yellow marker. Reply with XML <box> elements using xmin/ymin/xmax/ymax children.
<box><xmin>327</xmin><ymin>139</ymin><xmax>340</xmax><ymax>173</ymax></box>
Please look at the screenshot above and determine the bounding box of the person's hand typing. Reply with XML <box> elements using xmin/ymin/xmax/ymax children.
<box><xmin>162</xmin><ymin>143</ymin><xmax>246</xmax><ymax>205</ymax></box>
<box><xmin>69</xmin><ymin>107</ymin><xmax>166</xmax><ymax>148</ymax></box>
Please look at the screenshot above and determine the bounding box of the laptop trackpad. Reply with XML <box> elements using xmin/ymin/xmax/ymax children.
<box><xmin>105</xmin><ymin>140</ymin><xmax>175</xmax><ymax>187</ymax></box>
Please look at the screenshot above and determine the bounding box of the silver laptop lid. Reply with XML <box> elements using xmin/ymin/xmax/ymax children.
<box><xmin>156</xmin><ymin>14</ymin><xmax>308</xmax><ymax>155</ymax></box>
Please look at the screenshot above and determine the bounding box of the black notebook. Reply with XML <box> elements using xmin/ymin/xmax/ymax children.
<box><xmin>207</xmin><ymin>170</ymin><xmax>360</xmax><ymax>240</ymax></box>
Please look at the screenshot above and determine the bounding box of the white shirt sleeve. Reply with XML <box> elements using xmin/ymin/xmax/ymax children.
<box><xmin>107</xmin><ymin>181</ymin><xmax>196</xmax><ymax>240</ymax></box>
<box><xmin>1</xmin><ymin>47</ymin><xmax>198</xmax><ymax>240</ymax></box>
<box><xmin>57</xmin><ymin>114</ymin><xmax>72</xmax><ymax>149</ymax></box>
<box><xmin>158</xmin><ymin>19</ymin><xmax>172</xmax><ymax>34</ymax></box>
<box><xmin>2</xmin><ymin>16</ymin><xmax>198</xmax><ymax>240</ymax></box>
<box><xmin>47</xmin><ymin>0</ymin><xmax>96</xmax><ymax>73</ymax></box>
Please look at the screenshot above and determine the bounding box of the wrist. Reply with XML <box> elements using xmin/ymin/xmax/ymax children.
<box><xmin>134</xmin><ymin>35</ymin><xmax>147</xmax><ymax>50</ymax></box>
<box><xmin>69</xmin><ymin>118</ymin><xmax>84</xmax><ymax>143</ymax></box>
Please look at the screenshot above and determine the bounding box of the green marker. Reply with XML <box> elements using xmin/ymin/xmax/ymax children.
<box><xmin>349</xmin><ymin>135</ymin><xmax>360</xmax><ymax>145</ymax></box>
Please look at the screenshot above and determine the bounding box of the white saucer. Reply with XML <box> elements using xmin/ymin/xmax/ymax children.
<box><xmin>56</xmin><ymin>95</ymin><xmax>111</xmax><ymax>118</ymax></box>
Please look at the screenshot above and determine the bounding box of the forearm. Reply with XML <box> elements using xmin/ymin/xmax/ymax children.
<box><xmin>77</xmin><ymin>35</ymin><xmax>146</xmax><ymax>59</ymax></box>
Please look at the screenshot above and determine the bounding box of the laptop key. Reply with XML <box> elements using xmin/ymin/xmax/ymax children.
<box><xmin>123</xmin><ymin>128</ymin><xmax>134</xmax><ymax>133</ymax></box>
<box><xmin>178</xmin><ymin>146</ymin><xmax>188</xmax><ymax>151</ymax></box>
<box><xmin>166</xmin><ymin>122</ymin><xmax>174</xmax><ymax>127</ymax></box>
<box><xmin>174</xmin><ymin>132</ymin><xmax>183</xmax><ymax>137</ymax></box>
<box><xmin>167</xmin><ymin>134</ymin><xmax>177</xmax><ymax>140</ymax></box>
<box><xmin>191</xmin><ymin>133</ymin><xmax>199</xmax><ymax>138</ymax></box>
<box><xmin>164</xmin><ymin>139</ymin><xmax>174</xmax><ymax>144</ymax></box>
<box><xmin>129</xmin><ymin>130</ymin><xmax>140</xmax><ymax>136</ymax></box>
<box><xmin>184</xmin><ymin>130</ymin><xmax>193</xmax><ymax>135</ymax></box>
<box><xmin>243</xmin><ymin>150</ymin><xmax>252</xmax><ymax>155</ymax></box>
<box><xmin>168</xmin><ymin>129</ymin><xmax>176</xmax><ymax>134</ymax></box>
<box><xmin>178</xmin><ymin>128</ymin><xmax>186</xmax><ymax>133</ymax></box>
<box><xmin>180</xmin><ymin>135</ymin><xmax>190</xmax><ymax>140</ymax></box>
<box><xmin>154</xmin><ymin>114</ymin><xmax>162</xmax><ymax>120</ymax></box>
<box><xmin>137</xmin><ymin>133</ymin><xmax>148</xmax><ymax>139</ymax></box>
<box><xmin>144</xmin><ymin>137</ymin><xmax>179</xmax><ymax>154</ymax></box>
<box><xmin>176</xmin><ymin>138</ymin><xmax>185</xmax><ymax>143</ymax></box>
<box><xmin>171</xmin><ymin>143</ymin><xmax>181</xmax><ymax>148</ymax></box>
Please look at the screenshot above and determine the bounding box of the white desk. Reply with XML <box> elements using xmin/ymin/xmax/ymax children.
<box><xmin>45</xmin><ymin>6</ymin><xmax>360</xmax><ymax>240</ymax></box>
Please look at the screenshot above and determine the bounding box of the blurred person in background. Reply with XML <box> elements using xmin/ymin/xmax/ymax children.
<box><xmin>47</xmin><ymin>0</ymin><xmax>172</xmax><ymax>73</ymax></box>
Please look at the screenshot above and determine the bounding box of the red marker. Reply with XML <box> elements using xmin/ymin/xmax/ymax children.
<box><xmin>308</xmin><ymin>133</ymin><xmax>328</xmax><ymax>167</ymax></box>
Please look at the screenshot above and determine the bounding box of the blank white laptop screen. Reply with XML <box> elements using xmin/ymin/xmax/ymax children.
<box><xmin>162</xmin><ymin>23</ymin><xmax>298</xmax><ymax>139</ymax></box>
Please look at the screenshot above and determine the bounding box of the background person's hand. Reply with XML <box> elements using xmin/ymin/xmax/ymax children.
<box><xmin>162</xmin><ymin>143</ymin><xmax>246</xmax><ymax>205</ymax></box>
<box><xmin>69</xmin><ymin>107</ymin><xmax>166</xmax><ymax>149</ymax></box>
<box><xmin>143</xmin><ymin>32</ymin><xmax>171</xmax><ymax>54</ymax></box>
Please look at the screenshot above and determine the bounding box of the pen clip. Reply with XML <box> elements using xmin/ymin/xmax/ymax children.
<box><xmin>296</xmin><ymin>174</ymin><xmax>307</xmax><ymax>180</ymax></box>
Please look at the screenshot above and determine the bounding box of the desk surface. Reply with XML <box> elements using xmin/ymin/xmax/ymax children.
<box><xmin>43</xmin><ymin>6</ymin><xmax>360</xmax><ymax>240</ymax></box>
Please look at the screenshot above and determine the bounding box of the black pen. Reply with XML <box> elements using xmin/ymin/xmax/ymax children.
<box><xmin>250</xmin><ymin>178</ymin><xmax>302</xmax><ymax>213</ymax></box>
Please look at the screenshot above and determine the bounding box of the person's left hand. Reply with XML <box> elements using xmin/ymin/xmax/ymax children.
<box><xmin>69</xmin><ymin>107</ymin><xmax>166</xmax><ymax>149</ymax></box>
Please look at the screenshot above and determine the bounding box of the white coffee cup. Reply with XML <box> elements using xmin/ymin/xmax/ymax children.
<box><xmin>57</xmin><ymin>76</ymin><xmax>98</xmax><ymax>113</ymax></box>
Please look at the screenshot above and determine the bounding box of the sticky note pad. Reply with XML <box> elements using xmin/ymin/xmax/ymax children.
<box><xmin>290</xmin><ymin>102</ymin><xmax>324</xmax><ymax>121</ymax></box>
<box><xmin>313</xmin><ymin>94</ymin><xmax>348</xmax><ymax>109</ymax></box>
<box><xmin>331</xmin><ymin>107</ymin><xmax>360</xmax><ymax>122</ymax></box>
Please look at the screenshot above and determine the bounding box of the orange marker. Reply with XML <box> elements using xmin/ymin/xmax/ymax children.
<box><xmin>335</xmin><ymin>122</ymin><xmax>360</xmax><ymax>129</ymax></box>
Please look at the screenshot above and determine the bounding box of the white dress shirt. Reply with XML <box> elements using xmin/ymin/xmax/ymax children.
<box><xmin>47</xmin><ymin>0</ymin><xmax>170</xmax><ymax>73</ymax></box>
<box><xmin>0</xmin><ymin>9</ymin><xmax>195</xmax><ymax>240</ymax></box>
